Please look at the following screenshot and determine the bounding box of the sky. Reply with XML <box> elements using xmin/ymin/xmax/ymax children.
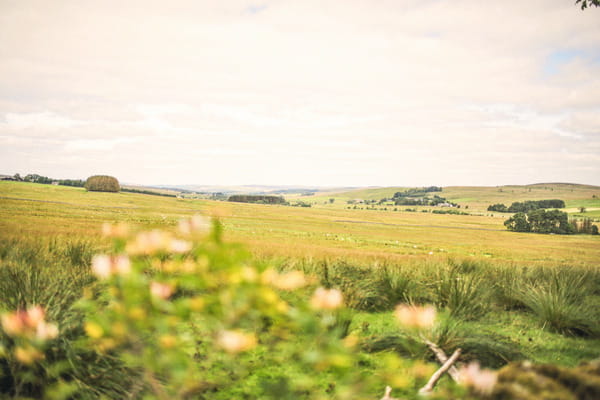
<box><xmin>1</xmin><ymin>0</ymin><xmax>599</xmax><ymax>187</ymax></box>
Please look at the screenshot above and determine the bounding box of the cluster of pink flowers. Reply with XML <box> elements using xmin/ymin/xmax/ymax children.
<box><xmin>1</xmin><ymin>305</ymin><xmax>58</xmax><ymax>341</ymax></box>
<box><xmin>125</xmin><ymin>230</ymin><xmax>192</xmax><ymax>255</ymax></box>
<box><xmin>91</xmin><ymin>254</ymin><xmax>131</xmax><ymax>278</ymax></box>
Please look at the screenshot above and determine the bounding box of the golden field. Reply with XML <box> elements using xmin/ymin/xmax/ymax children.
<box><xmin>1</xmin><ymin>181</ymin><xmax>599</xmax><ymax>267</ymax></box>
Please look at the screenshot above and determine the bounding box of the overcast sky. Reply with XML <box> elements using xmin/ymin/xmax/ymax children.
<box><xmin>1</xmin><ymin>0</ymin><xmax>599</xmax><ymax>187</ymax></box>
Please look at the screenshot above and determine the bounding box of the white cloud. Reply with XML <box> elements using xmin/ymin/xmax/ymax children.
<box><xmin>3</xmin><ymin>112</ymin><xmax>80</xmax><ymax>131</ymax></box>
<box><xmin>0</xmin><ymin>0</ymin><xmax>599</xmax><ymax>186</ymax></box>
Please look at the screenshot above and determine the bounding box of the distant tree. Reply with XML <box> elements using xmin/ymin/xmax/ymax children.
<box><xmin>504</xmin><ymin>210</ymin><xmax>575</xmax><ymax>234</ymax></box>
<box><xmin>576</xmin><ymin>0</ymin><xmax>600</xmax><ymax>9</ymax></box>
<box><xmin>488</xmin><ymin>203</ymin><xmax>508</xmax><ymax>212</ymax></box>
<box><xmin>24</xmin><ymin>174</ymin><xmax>52</xmax><ymax>184</ymax></box>
<box><xmin>13</xmin><ymin>173</ymin><xmax>22</xmax><ymax>181</ymax></box>
<box><xmin>579</xmin><ymin>207</ymin><xmax>586</xmax><ymax>213</ymax></box>
<box><xmin>84</xmin><ymin>175</ymin><xmax>120</xmax><ymax>192</ymax></box>
<box><xmin>329</xmin><ymin>198</ymin><xmax>335</xmax><ymax>204</ymax></box>
<box><xmin>504</xmin><ymin>213</ymin><xmax>531</xmax><ymax>232</ymax></box>
<box><xmin>507</xmin><ymin>199</ymin><xmax>565</xmax><ymax>213</ymax></box>
<box><xmin>527</xmin><ymin>209</ymin><xmax>572</xmax><ymax>234</ymax></box>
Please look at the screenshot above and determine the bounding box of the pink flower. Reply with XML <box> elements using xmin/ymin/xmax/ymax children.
<box><xmin>150</xmin><ymin>281</ymin><xmax>175</xmax><ymax>300</ymax></box>
<box><xmin>169</xmin><ymin>239</ymin><xmax>192</xmax><ymax>254</ymax></box>
<box><xmin>217</xmin><ymin>330</ymin><xmax>257</xmax><ymax>353</ymax></box>
<box><xmin>1</xmin><ymin>306</ymin><xmax>58</xmax><ymax>341</ymax></box>
<box><xmin>310</xmin><ymin>288</ymin><xmax>344</xmax><ymax>310</ymax></box>
<box><xmin>459</xmin><ymin>362</ymin><xmax>497</xmax><ymax>395</ymax></box>
<box><xmin>275</xmin><ymin>271</ymin><xmax>306</xmax><ymax>290</ymax></box>
<box><xmin>91</xmin><ymin>255</ymin><xmax>131</xmax><ymax>279</ymax></box>
<box><xmin>394</xmin><ymin>304</ymin><xmax>436</xmax><ymax>329</ymax></box>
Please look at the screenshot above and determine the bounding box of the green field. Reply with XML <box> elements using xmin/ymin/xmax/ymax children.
<box><xmin>1</xmin><ymin>181</ymin><xmax>599</xmax><ymax>399</ymax></box>
<box><xmin>2</xmin><ymin>181</ymin><xmax>599</xmax><ymax>266</ymax></box>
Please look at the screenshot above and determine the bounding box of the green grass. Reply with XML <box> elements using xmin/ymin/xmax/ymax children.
<box><xmin>2</xmin><ymin>181</ymin><xmax>599</xmax><ymax>267</ymax></box>
<box><xmin>1</xmin><ymin>182</ymin><xmax>600</xmax><ymax>371</ymax></box>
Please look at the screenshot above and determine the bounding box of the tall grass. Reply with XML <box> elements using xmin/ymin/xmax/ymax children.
<box><xmin>430</xmin><ymin>263</ymin><xmax>489</xmax><ymax>320</ymax></box>
<box><xmin>0</xmin><ymin>238</ymin><xmax>134</xmax><ymax>399</ymax></box>
<box><xmin>516</xmin><ymin>269</ymin><xmax>599</xmax><ymax>337</ymax></box>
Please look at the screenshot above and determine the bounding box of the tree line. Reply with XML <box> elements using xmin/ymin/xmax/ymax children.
<box><xmin>228</xmin><ymin>195</ymin><xmax>286</xmax><ymax>204</ymax></box>
<box><xmin>7</xmin><ymin>173</ymin><xmax>85</xmax><ymax>187</ymax></box>
<box><xmin>488</xmin><ymin>199</ymin><xmax>565</xmax><ymax>213</ymax></box>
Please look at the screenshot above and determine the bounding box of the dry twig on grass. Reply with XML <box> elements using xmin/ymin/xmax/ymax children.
<box><xmin>418</xmin><ymin>348</ymin><xmax>462</xmax><ymax>395</ymax></box>
<box><xmin>420</xmin><ymin>335</ymin><xmax>461</xmax><ymax>382</ymax></box>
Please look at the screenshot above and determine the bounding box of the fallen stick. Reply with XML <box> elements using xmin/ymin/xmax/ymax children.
<box><xmin>421</xmin><ymin>336</ymin><xmax>460</xmax><ymax>383</ymax></box>
<box><xmin>418</xmin><ymin>348</ymin><xmax>462</xmax><ymax>395</ymax></box>
<box><xmin>380</xmin><ymin>385</ymin><xmax>398</xmax><ymax>400</ymax></box>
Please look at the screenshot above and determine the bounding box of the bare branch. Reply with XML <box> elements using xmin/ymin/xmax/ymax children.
<box><xmin>418</xmin><ymin>348</ymin><xmax>462</xmax><ymax>395</ymax></box>
<box><xmin>380</xmin><ymin>385</ymin><xmax>399</xmax><ymax>400</ymax></box>
<box><xmin>421</xmin><ymin>336</ymin><xmax>460</xmax><ymax>382</ymax></box>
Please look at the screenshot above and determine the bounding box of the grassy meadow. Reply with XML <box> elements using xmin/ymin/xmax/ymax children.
<box><xmin>2</xmin><ymin>181</ymin><xmax>599</xmax><ymax>266</ymax></box>
<box><xmin>1</xmin><ymin>180</ymin><xmax>600</xmax><ymax>399</ymax></box>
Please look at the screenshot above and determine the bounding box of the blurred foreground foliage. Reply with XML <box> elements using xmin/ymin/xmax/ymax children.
<box><xmin>0</xmin><ymin>218</ymin><xmax>599</xmax><ymax>399</ymax></box>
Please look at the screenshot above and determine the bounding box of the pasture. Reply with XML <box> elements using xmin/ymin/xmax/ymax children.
<box><xmin>1</xmin><ymin>181</ymin><xmax>599</xmax><ymax>266</ymax></box>
<box><xmin>1</xmin><ymin>181</ymin><xmax>599</xmax><ymax>399</ymax></box>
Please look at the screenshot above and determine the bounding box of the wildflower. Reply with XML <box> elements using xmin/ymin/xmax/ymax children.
<box><xmin>101</xmin><ymin>222</ymin><xmax>129</xmax><ymax>238</ymax></box>
<box><xmin>241</xmin><ymin>266</ymin><xmax>258</xmax><ymax>282</ymax></box>
<box><xmin>159</xmin><ymin>334</ymin><xmax>178</xmax><ymax>349</ymax></box>
<box><xmin>169</xmin><ymin>239</ymin><xmax>192</xmax><ymax>253</ymax></box>
<box><xmin>84</xmin><ymin>321</ymin><xmax>104</xmax><ymax>339</ymax></box>
<box><xmin>394</xmin><ymin>304</ymin><xmax>436</xmax><ymax>329</ymax></box>
<box><xmin>15</xmin><ymin>346</ymin><xmax>44</xmax><ymax>364</ymax></box>
<box><xmin>273</xmin><ymin>271</ymin><xmax>307</xmax><ymax>291</ymax></box>
<box><xmin>91</xmin><ymin>255</ymin><xmax>131</xmax><ymax>278</ymax></box>
<box><xmin>126</xmin><ymin>230</ymin><xmax>170</xmax><ymax>254</ymax></box>
<box><xmin>459</xmin><ymin>362</ymin><xmax>497</xmax><ymax>395</ymax></box>
<box><xmin>310</xmin><ymin>288</ymin><xmax>344</xmax><ymax>310</ymax></box>
<box><xmin>150</xmin><ymin>281</ymin><xmax>175</xmax><ymax>300</ymax></box>
<box><xmin>1</xmin><ymin>306</ymin><xmax>58</xmax><ymax>341</ymax></box>
<box><xmin>217</xmin><ymin>330</ymin><xmax>257</xmax><ymax>354</ymax></box>
<box><xmin>178</xmin><ymin>215</ymin><xmax>211</xmax><ymax>235</ymax></box>
<box><xmin>35</xmin><ymin>321</ymin><xmax>59</xmax><ymax>341</ymax></box>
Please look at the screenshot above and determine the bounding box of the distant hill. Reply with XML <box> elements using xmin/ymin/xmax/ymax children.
<box><xmin>149</xmin><ymin>184</ymin><xmax>358</xmax><ymax>196</ymax></box>
<box><xmin>291</xmin><ymin>183</ymin><xmax>600</xmax><ymax>216</ymax></box>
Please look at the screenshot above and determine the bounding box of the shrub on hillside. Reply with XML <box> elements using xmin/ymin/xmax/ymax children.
<box><xmin>84</xmin><ymin>175</ymin><xmax>120</xmax><ymax>192</ymax></box>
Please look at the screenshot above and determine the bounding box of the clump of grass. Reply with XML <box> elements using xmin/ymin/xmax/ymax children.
<box><xmin>459</xmin><ymin>332</ymin><xmax>525</xmax><ymax>369</ymax></box>
<box><xmin>517</xmin><ymin>270</ymin><xmax>599</xmax><ymax>337</ymax></box>
<box><xmin>314</xmin><ymin>261</ymin><xmax>390</xmax><ymax>311</ymax></box>
<box><xmin>431</xmin><ymin>264</ymin><xmax>489</xmax><ymax>320</ymax></box>
<box><xmin>489</xmin><ymin>265</ymin><xmax>528</xmax><ymax>311</ymax></box>
<box><xmin>378</xmin><ymin>265</ymin><xmax>419</xmax><ymax>306</ymax></box>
